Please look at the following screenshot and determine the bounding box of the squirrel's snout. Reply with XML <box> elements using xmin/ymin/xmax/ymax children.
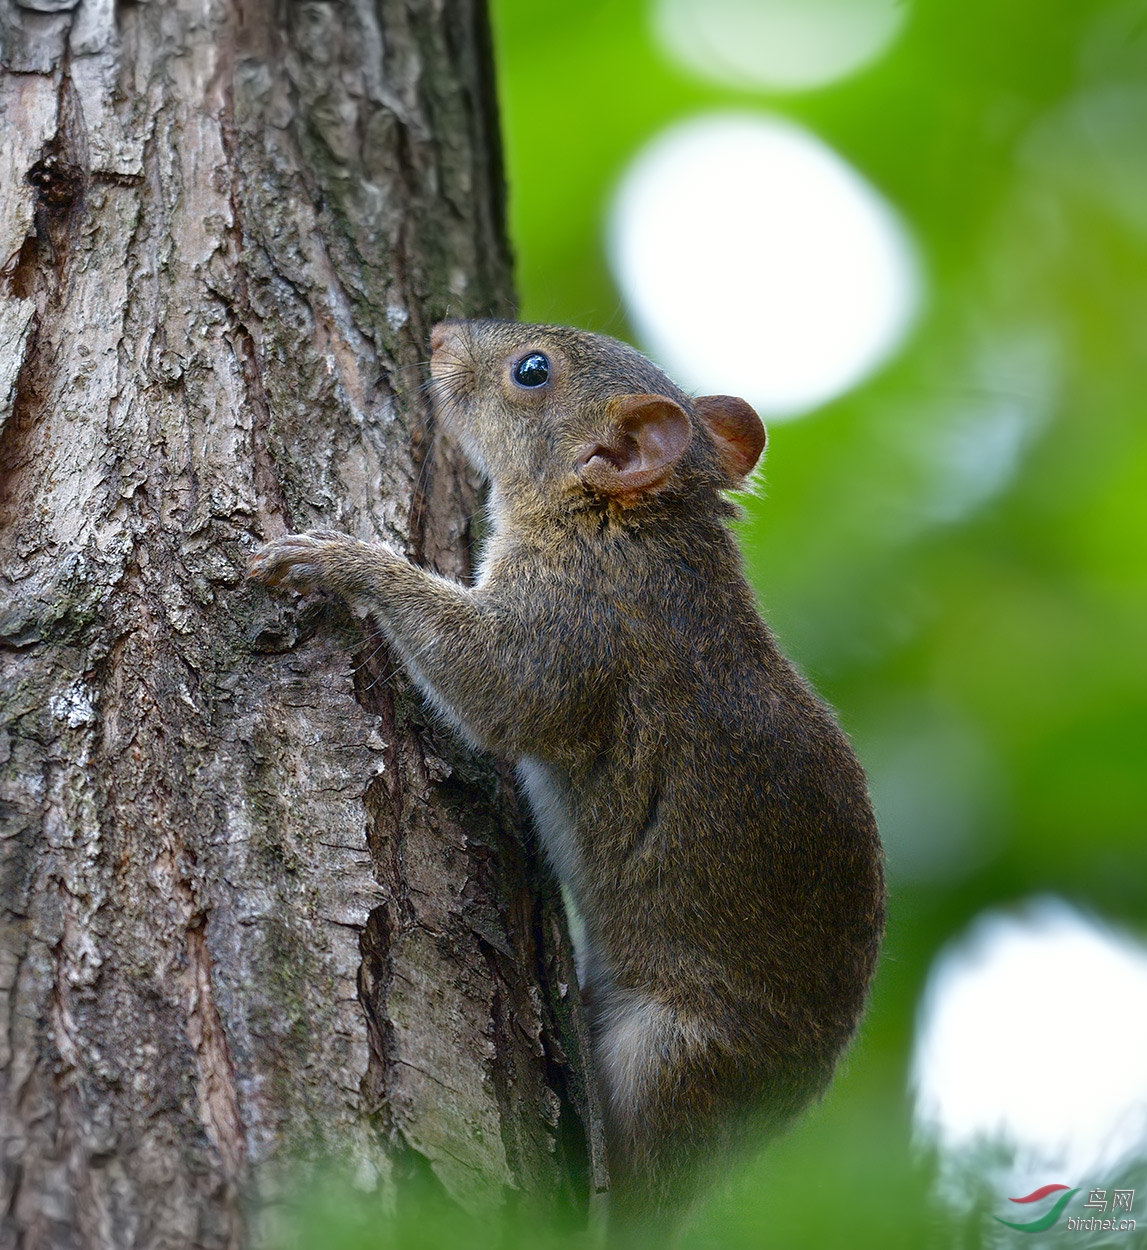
<box><xmin>429</xmin><ymin>322</ymin><xmax>473</xmax><ymax>391</ymax></box>
<box><xmin>430</xmin><ymin>320</ymin><xmax>462</xmax><ymax>355</ymax></box>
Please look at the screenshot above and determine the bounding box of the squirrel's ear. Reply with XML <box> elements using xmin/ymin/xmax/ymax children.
<box><xmin>694</xmin><ymin>395</ymin><xmax>766</xmax><ymax>486</ymax></box>
<box><xmin>577</xmin><ymin>394</ymin><xmax>692</xmax><ymax>499</ymax></box>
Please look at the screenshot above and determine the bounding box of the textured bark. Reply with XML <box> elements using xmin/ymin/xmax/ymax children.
<box><xmin>0</xmin><ymin>2</ymin><xmax>605</xmax><ymax>1246</ymax></box>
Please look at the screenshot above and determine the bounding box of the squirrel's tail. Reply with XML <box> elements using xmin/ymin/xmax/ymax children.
<box><xmin>593</xmin><ymin>988</ymin><xmax>825</xmax><ymax>1243</ymax></box>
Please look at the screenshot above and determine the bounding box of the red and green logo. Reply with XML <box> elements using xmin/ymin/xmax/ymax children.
<box><xmin>995</xmin><ymin>1184</ymin><xmax>1079</xmax><ymax>1233</ymax></box>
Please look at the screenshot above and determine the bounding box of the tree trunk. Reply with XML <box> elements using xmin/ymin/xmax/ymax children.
<box><xmin>0</xmin><ymin>2</ymin><xmax>604</xmax><ymax>1246</ymax></box>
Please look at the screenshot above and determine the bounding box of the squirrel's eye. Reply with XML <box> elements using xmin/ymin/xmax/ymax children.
<box><xmin>512</xmin><ymin>352</ymin><xmax>550</xmax><ymax>388</ymax></box>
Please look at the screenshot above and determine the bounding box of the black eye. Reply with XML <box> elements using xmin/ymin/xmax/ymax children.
<box><xmin>513</xmin><ymin>352</ymin><xmax>550</xmax><ymax>388</ymax></box>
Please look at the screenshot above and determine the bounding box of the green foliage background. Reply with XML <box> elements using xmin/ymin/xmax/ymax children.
<box><xmin>489</xmin><ymin>0</ymin><xmax>1147</xmax><ymax>1244</ymax></box>
<box><xmin>288</xmin><ymin>1</ymin><xmax>1147</xmax><ymax>1244</ymax></box>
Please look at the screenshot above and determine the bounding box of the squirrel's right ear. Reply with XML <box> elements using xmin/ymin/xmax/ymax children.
<box><xmin>694</xmin><ymin>395</ymin><xmax>766</xmax><ymax>487</ymax></box>
<box><xmin>577</xmin><ymin>394</ymin><xmax>692</xmax><ymax>501</ymax></box>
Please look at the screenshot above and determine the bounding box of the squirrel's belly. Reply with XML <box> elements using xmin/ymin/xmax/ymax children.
<box><xmin>516</xmin><ymin>756</ymin><xmax>583</xmax><ymax>888</ymax></box>
<box><xmin>516</xmin><ymin>756</ymin><xmax>598</xmax><ymax>986</ymax></box>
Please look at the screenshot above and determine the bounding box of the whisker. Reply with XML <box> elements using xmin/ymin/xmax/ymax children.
<box><xmin>409</xmin><ymin>420</ymin><xmax>444</xmax><ymax>531</ymax></box>
<box><xmin>352</xmin><ymin>629</ymin><xmax>397</xmax><ymax>688</ymax></box>
<box><xmin>355</xmin><ymin>628</ymin><xmax>444</xmax><ymax>698</ymax></box>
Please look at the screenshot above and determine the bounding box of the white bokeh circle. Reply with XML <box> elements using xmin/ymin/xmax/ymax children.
<box><xmin>912</xmin><ymin>898</ymin><xmax>1147</xmax><ymax>1180</ymax></box>
<box><xmin>655</xmin><ymin>0</ymin><xmax>908</xmax><ymax>93</ymax></box>
<box><xmin>607</xmin><ymin>113</ymin><xmax>920</xmax><ymax>419</ymax></box>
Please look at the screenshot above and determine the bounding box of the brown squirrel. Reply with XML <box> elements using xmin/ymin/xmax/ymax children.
<box><xmin>249</xmin><ymin>320</ymin><xmax>884</xmax><ymax>1235</ymax></box>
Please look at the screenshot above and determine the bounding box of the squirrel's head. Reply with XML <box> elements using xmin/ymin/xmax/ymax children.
<box><xmin>429</xmin><ymin>319</ymin><xmax>765</xmax><ymax>524</ymax></box>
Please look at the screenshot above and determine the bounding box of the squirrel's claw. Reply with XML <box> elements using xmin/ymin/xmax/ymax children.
<box><xmin>248</xmin><ymin>532</ymin><xmax>344</xmax><ymax>591</ymax></box>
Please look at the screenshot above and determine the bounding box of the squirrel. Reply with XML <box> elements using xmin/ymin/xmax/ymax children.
<box><xmin>248</xmin><ymin>320</ymin><xmax>885</xmax><ymax>1236</ymax></box>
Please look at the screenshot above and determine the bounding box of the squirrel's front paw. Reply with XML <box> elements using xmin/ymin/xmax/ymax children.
<box><xmin>248</xmin><ymin>531</ymin><xmax>360</xmax><ymax>592</ymax></box>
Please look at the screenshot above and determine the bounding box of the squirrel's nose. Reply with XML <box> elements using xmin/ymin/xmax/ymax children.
<box><xmin>430</xmin><ymin>321</ymin><xmax>460</xmax><ymax>354</ymax></box>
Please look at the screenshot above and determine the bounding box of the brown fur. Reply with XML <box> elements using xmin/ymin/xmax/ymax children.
<box><xmin>249</xmin><ymin>320</ymin><xmax>885</xmax><ymax>1236</ymax></box>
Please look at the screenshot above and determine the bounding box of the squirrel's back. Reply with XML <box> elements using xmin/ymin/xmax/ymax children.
<box><xmin>495</xmin><ymin>508</ymin><xmax>883</xmax><ymax>1220</ymax></box>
